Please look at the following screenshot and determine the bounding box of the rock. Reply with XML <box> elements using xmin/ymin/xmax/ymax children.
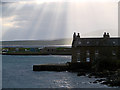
<box><xmin>96</xmin><ymin>79</ymin><xmax>106</xmax><ymax>83</ymax></box>
<box><xmin>93</xmin><ymin>81</ymin><xmax>98</xmax><ymax>83</ymax></box>
<box><xmin>77</xmin><ymin>72</ymin><xmax>86</xmax><ymax>76</ymax></box>
<box><xmin>95</xmin><ymin>76</ymin><xmax>98</xmax><ymax>78</ymax></box>
<box><xmin>88</xmin><ymin>76</ymin><xmax>91</xmax><ymax>78</ymax></box>
<box><xmin>101</xmin><ymin>81</ymin><xmax>109</xmax><ymax>85</ymax></box>
<box><xmin>89</xmin><ymin>82</ymin><xmax>92</xmax><ymax>83</ymax></box>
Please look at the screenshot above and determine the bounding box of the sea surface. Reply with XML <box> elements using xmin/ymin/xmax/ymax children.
<box><xmin>2</xmin><ymin>45</ymin><xmax>71</xmax><ymax>48</ymax></box>
<box><xmin>2</xmin><ymin>55</ymin><xmax>110</xmax><ymax>88</ymax></box>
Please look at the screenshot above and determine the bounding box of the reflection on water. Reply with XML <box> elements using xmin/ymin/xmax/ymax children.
<box><xmin>2</xmin><ymin>55</ymin><xmax>109</xmax><ymax>88</ymax></box>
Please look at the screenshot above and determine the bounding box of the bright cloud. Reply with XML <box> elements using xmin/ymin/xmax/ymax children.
<box><xmin>3</xmin><ymin>16</ymin><xmax>16</xmax><ymax>27</ymax></box>
<box><xmin>1</xmin><ymin>0</ymin><xmax>118</xmax><ymax>41</ymax></box>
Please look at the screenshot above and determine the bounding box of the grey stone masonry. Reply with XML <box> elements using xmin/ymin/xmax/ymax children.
<box><xmin>72</xmin><ymin>32</ymin><xmax>120</xmax><ymax>63</ymax></box>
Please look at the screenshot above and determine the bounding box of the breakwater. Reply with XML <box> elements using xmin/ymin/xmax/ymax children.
<box><xmin>33</xmin><ymin>62</ymin><xmax>92</xmax><ymax>71</ymax></box>
<box><xmin>33</xmin><ymin>64</ymin><xmax>69</xmax><ymax>71</ymax></box>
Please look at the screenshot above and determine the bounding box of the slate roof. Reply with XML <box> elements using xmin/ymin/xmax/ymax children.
<box><xmin>73</xmin><ymin>38</ymin><xmax>120</xmax><ymax>47</ymax></box>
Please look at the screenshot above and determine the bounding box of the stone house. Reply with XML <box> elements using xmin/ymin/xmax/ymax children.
<box><xmin>72</xmin><ymin>32</ymin><xmax>120</xmax><ymax>63</ymax></box>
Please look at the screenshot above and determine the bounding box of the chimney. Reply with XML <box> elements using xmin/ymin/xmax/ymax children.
<box><xmin>73</xmin><ymin>32</ymin><xmax>76</xmax><ymax>40</ymax></box>
<box><xmin>103</xmin><ymin>32</ymin><xmax>110</xmax><ymax>38</ymax></box>
<box><xmin>77</xmin><ymin>33</ymin><xmax>80</xmax><ymax>38</ymax></box>
<box><xmin>107</xmin><ymin>33</ymin><xmax>110</xmax><ymax>38</ymax></box>
<box><xmin>103</xmin><ymin>32</ymin><xmax>106</xmax><ymax>38</ymax></box>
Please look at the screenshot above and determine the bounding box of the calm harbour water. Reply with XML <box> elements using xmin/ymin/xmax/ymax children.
<box><xmin>2</xmin><ymin>55</ymin><xmax>110</xmax><ymax>88</ymax></box>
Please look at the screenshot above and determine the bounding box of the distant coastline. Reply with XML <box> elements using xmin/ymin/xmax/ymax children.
<box><xmin>1</xmin><ymin>38</ymin><xmax>72</xmax><ymax>47</ymax></box>
<box><xmin>2</xmin><ymin>45</ymin><xmax>71</xmax><ymax>48</ymax></box>
<box><xmin>1</xmin><ymin>46</ymin><xmax>72</xmax><ymax>55</ymax></box>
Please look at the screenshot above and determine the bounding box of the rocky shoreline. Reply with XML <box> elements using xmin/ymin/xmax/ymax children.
<box><xmin>76</xmin><ymin>69</ymin><xmax>120</xmax><ymax>87</ymax></box>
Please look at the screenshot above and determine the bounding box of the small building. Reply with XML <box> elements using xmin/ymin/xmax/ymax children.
<box><xmin>72</xmin><ymin>32</ymin><xmax>120</xmax><ymax>63</ymax></box>
<box><xmin>30</xmin><ymin>48</ymin><xmax>36</xmax><ymax>52</ymax></box>
<box><xmin>15</xmin><ymin>48</ymin><xmax>19</xmax><ymax>51</ymax></box>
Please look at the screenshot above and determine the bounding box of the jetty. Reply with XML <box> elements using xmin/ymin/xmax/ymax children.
<box><xmin>33</xmin><ymin>62</ymin><xmax>91</xmax><ymax>71</ymax></box>
<box><xmin>33</xmin><ymin>63</ymin><xmax>69</xmax><ymax>71</ymax></box>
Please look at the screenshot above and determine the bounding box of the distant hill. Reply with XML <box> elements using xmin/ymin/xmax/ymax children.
<box><xmin>2</xmin><ymin>38</ymin><xmax>72</xmax><ymax>46</ymax></box>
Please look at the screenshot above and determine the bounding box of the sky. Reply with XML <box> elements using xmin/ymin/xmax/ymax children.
<box><xmin>1</xmin><ymin>0</ymin><xmax>119</xmax><ymax>41</ymax></box>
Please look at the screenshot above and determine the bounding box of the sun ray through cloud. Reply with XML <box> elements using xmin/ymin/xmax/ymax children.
<box><xmin>2</xmin><ymin>0</ymin><xmax>118</xmax><ymax>41</ymax></box>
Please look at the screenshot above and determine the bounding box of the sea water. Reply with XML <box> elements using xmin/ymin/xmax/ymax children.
<box><xmin>2</xmin><ymin>55</ymin><xmax>109</xmax><ymax>88</ymax></box>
